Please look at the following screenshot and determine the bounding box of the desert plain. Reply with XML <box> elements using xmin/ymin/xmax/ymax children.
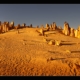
<box><xmin>0</xmin><ymin>25</ymin><xmax>80</xmax><ymax>76</ymax></box>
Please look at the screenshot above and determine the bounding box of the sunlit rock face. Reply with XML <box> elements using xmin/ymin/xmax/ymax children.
<box><xmin>77</xmin><ymin>26</ymin><xmax>80</xmax><ymax>31</ymax></box>
<box><xmin>63</xmin><ymin>22</ymin><xmax>70</xmax><ymax>36</ymax></box>
<box><xmin>11</xmin><ymin>21</ymin><xmax>14</xmax><ymax>26</ymax></box>
<box><xmin>52</xmin><ymin>22</ymin><xmax>57</xmax><ymax>30</ymax></box>
<box><xmin>48</xmin><ymin>40</ymin><xmax>55</xmax><ymax>45</ymax></box>
<box><xmin>39</xmin><ymin>28</ymin><xmax>44</xmax><ymax>36</ymax></box>
<box><xmin>57</xmin><ymin>26</ymin><xmax>62</xmax><ymax>30</ymax></box>
<box><xmin>46</xmin><ymin>23</ymin><xmax>50</xmax><ymax>31</ymax></box>
<box><xmin>1</xmin><ymin>23</ymin><xmax>5</xmax><ymax>33</ymax></box>
<box><xmin>77</xmin><ymin>31</ymin><xmax>80</xmax><ymax>38</ymax></box>
<box><xmin>22</xmin><ymin>23</ymin><xmax>26</xmax><ymax>27</ymax></box>
<box><xmin>74</xmin><ymin>29</ymin><xmax>78</xmax><ymax>38</ymax></box>
<box><xmin>49</xmin><ymin>24</ymin><xmax>53</xmax><ymax>31</ymax></box>
<box><xmin>5</xmin><ymin>22</ymin><xmax>9</xmax><ymax>32</ymax></box>
<box><xmin>70</xmin><ymin>28</ymin><xmax>75</xmax><ymax>37</ymax></box>
<box><xmin>9</xmin><ymin>21</ymin><xmax>14</xmax><ymax>29</ymax></box>
<box><xmin>77</xmin><ymin>26</ymin><xmax>80</xmax><ymax>38</ymax></box>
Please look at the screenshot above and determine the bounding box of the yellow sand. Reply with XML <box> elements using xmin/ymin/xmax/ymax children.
<box><xmin>0</xmin><ymin>27</ymin><xmax>80</xmax><ymax>76</ymax></box>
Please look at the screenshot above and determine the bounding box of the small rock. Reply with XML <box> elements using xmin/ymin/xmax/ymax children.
<box><xmin>48</xmin><ymin>40</ymin><xmax>55</xmax><ymax>45</ymax></box>
<box><xmin>65</xmin><ymin>50</ymin><xmax>71</xmax><ymax>53</ymax></box>
<box><xmin>23</xmin><ymin>42</ymin><xmax>26</xmax><ymax>45</ymax></box>
<box><xmin>43</xmin><ymin>38</ymin><xmax>47</xmax><ymax>42</ymax></box>
<box><xmin>55</xmin><ymin>40</ymin><xmax>61</xmax><ymax>46</ymax></box>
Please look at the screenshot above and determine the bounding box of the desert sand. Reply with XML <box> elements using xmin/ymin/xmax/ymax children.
<box><xmin>0</xmin><ymin>27</ymin><xmax>80</xmax><ymax>76</ymax></box>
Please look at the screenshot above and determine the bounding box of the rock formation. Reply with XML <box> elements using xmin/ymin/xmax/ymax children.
<box><xmin>22</xmin><ymin>23</ymin><xmax>26</xmax><ymax>27</ymax></box>
<box><xmin>70</xmin><ymin>28</ymin><xmax>75</xmax><ymax>37</ymax></box>
<box><xmin>74</xmin><ymin>29</ymin><xmax>78</xmax><ymax>38</ymax></box>
<box><xmin>30</xmin><ymin>24</ymin><xmax>32</xmax><ymax>28</ymax></box>
<box><xmin>52</xmin><ymin>22</ymin><xmax>57</xmax><ymax>30</ymax></box>
<box><xmin>63</xmin><ymin>22</ymin><xmax>70</xmax><ymax>36</ymax></box>
<box><xmin>48</xmin><ymin>40</ymin><xmax>55</xmax><ymax>45</ymax></box>
<box><xmin>39</xmin><ymin>29</ymin><xmax>44</xmax><ymax>36</ymax></box>
<box><xmin>46</xmin><ymin>23</ymin><xmax>50</xmax><ymax>31</ymax></box>
<box><xmin>55</xmin><ymin>40</ymin><xmax>61</xmax><ymax>46</ymax></box>
<box><xmin>49</xmin><ymin>24</ymin><xmax>53</xmax><ymax>31</ymax></box>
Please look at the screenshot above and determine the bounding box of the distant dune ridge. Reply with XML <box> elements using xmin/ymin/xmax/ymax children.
<box><xmin>0</xmin><ymin>21</ymin><xmax>80</xmax><ymax>76</ymax></box>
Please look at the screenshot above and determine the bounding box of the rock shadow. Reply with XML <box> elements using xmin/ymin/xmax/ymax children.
<box><xmin>48</xmin><ymin>51</ymin><xmax>55</xmax><ymax>53</ymax></box>
<box><xmin>61</xmin><ymin>43</ymin><xmax>76</xmax><ymax>46</ymax></box>
<box><xmin>47</xmin><ymin>57</ymin><xmax>66</xmax><ymax>62</ymax></box>
<box><xmin>61</xmin><ymin>40</ymin><xmax>71</xmax><ymax>42</ymax></box>
<box><xmin>50</xmin><ymin>58</ymin><xmax>66</xmax><ymax>60</ymax></box>
<box><xmin>71</xmin><ymin>51</ymin><xmax>80</xmax><ymax>53</ymax></box>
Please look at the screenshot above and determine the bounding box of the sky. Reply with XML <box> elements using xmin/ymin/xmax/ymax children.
<box><xmin>0</xmin><ymin>4</ymin><xmax>80</xmax><ymax>29</ymax></box>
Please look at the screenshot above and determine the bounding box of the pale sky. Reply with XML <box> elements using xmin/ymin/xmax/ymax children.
<box><xmin>0</xmin><ymin>4</ymin><xmax>80</xmax><ymax>29</ymax></box>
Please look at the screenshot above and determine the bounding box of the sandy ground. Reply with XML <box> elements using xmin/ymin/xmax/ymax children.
<box><xmin>0</xmin><ymin>27</ymin><xmax>80</xmax><ymax>76</ymax></box>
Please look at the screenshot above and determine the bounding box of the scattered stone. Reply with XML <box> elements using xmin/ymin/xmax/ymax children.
<box><xmin>48</xmin><ymin>40</ymin><xmax>55</xmax><ymax>45</ymax></box>
<box><xmin>43</xmin><ymin>38</ymin><xmax>47</xmax><ymax>42</ymax></box>
<box><xmin>55</xmin><ymin>40</ymin><xmax>61</xmax><ymax>46</ymax></box>
<box><xmin>65</xmin><ymin>50</ymin><xmax>71</xmax><ymax>53</ymax></box>
<box><xmin>23</xmin><ymin>42</ymin><xmax>26</xmax><ymax>45</ymax></box>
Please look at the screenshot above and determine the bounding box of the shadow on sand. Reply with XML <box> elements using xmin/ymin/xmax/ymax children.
<box><xmin>47</xmin><ymin>57</ymin><xmax>66</xmax><ymax>62</ymax></box>
<box><xmin>50</xmin><ymin>58</ymin><xmax>66</xmax><ymax>60</ymax></box>
<box><xmin>61</xmin><ymin>43</ymin><xmax>76</xmax><ymax>46</ymax></box>
<box><xmin>18</xmin><ymin>31</ymin><xmax>24</xmax><ymax>34</ymax></box>
<box><xmin>61</xmin><ymin>40</ymin><xmax>71</xmax><ymax>42</ymax></box>
<box><xmin>48</xmin><ymin>51</ymin><xmax>55</xmax><ymax>53</ymax></box>
<box><xmin>71</xmin><ymin>51</ymin><xmax>80</xmax><ymax>53</ymax></box>
<box><xmin>48</xmin><ymin>32</ymin><xmax>56</xmax><ymax>34</ymax></box>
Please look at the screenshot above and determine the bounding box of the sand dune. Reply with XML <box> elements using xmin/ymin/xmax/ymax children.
<box><xmin>0</xmin><ymin>27</ymin><xmax>80</xmax><ymax>76</ymax></box>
